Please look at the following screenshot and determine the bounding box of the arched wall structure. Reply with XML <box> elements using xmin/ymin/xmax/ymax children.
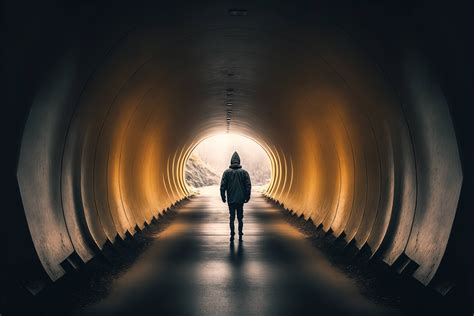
<box><xmin>5</xmin><ymin>1</ymin><xmax>471</xmax><ymax>300</ymax></box>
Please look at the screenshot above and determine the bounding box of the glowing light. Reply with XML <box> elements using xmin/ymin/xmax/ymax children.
<box><xmin>186</xmin><ymin>134</ymin><xmax>272</xmax><ymax>188</ymax></box>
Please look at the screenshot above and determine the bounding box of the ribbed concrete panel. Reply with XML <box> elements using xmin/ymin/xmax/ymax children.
<box><xmin>343</xmin><ymin>110</ymin><xmax>369</xmax><ymax>243</ymax></box>
<box><xmin>17</xmin><ymin>57</ymin><xmax>77</xmax><ymax>280</ymax></box>
<box><xmin>328</xmin><ymin>112</ymin><xmax>355</xmax><ymax>237</ymax></box>
<box><xmin>366</xmin><ymin>122</ymin><xmax>395</xmax><ymax>254</ymax></box>
<box><xmin>377</xmin><ymin>104</ymin><xmax>417</xmax><ymax>266</ymax></box>
<box><xmin>401</xmin><ymin>54</ymin><xmax>463</xmax><ymax>285</ymax></box>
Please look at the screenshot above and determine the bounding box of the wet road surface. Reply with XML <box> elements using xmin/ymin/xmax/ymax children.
<box><xmin>80</xmin><ymin>187</ymin><xmax>397</xmax><ymax>316</ymax></box>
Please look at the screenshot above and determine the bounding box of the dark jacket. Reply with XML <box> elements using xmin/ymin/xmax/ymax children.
<box><xmin>220</xmin><ymin>152</ymin><xmax>251</xmax><ymax>204</ymax></box>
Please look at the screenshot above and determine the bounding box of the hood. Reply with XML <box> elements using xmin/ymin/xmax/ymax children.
<box><xmin>229</xmin><ymin>151</ymin><xmax>242</xmax><ymax>169</ymax></box>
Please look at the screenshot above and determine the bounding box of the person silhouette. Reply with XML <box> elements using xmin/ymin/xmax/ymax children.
<box><xmin>220</xmin><ymin>152</ymin><xmax>252</xmax><ymax>242</ymax></box>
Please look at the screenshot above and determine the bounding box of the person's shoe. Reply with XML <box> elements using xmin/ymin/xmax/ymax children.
<box><xmin>238</xmin><ymin>235</ymin><xmax>243</xmax><ymax>242</ymax></box>
<box><xmin>230</xmin><ymin>235</ymin><xmax>234</xmax><ymax>242</ymax></box>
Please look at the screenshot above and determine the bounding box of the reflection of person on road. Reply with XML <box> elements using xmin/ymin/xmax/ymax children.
<box><xmin>229</xmin><ymin>241</ymin><xmax>244</xmax><ymax>266</ymax></box>
<box><xmin>220</xmin><ymin>152</ymin><xmax>252</xmax><ymax>242</ymax></box>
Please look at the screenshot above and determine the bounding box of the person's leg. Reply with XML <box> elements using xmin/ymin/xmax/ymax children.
<box><xmin>228</xmin><ymin>203</ymin><xmax>236</xmax><ymax>240</ymax></box>
<box><xmin>237</xmin><ymin>203</ymin><xmax>244</xmax><ymax>240</ymax></box>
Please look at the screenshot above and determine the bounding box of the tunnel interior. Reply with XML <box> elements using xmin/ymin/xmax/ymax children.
<box><xmin>4</xmin><ymin>0</ymin><xmax>472</xmax><ymax>312</ymax></box>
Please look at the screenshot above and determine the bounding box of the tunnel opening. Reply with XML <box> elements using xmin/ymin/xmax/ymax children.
<box><xmin>184</xmin><ymin>133</ymin><xmax>272</xmax><ymax>193</ymax></box>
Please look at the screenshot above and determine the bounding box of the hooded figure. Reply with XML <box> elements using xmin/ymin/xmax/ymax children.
<box><xmin>220</xmin><ymin>152</ymin><xmax>251</xmax><ymax>241</ymax></box>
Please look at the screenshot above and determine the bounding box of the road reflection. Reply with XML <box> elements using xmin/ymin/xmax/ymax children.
<box><xmin>229</xmin><ymin>241</ymin><xmax>244</xmax><ymax>267</ymax></box>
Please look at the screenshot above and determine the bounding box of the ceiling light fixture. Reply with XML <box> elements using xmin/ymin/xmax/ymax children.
<box><xmin>228</xmin><ymin>9</ymin><xmax>248</xmax><ymax>16</ymax></box>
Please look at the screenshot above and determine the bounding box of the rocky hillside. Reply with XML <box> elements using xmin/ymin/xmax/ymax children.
<box><xmin>185</xmin><ymin>154</ymin><xmax>220</xmax><ymax>188</ymax></box>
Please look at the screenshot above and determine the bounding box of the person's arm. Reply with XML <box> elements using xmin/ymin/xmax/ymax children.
<box><xmin>220</xmin><ymin>171</ymin><xmax>227</xmax><ymax>203</ymax></box>
<box><xmin>244</xmin><ymin>171</ymin><xmax>251</xmax><ymax>202</ymax></box>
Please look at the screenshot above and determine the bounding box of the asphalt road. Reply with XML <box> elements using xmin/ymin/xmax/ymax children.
<box><xmin>80</xmin><ymin>186</ymin><xmax>396</xmax><ymax>316</ymax></box>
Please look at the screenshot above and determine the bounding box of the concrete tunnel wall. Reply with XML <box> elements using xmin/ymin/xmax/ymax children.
<box><xmin>6</xmin><ymin>1</ymin><xmax>471</xmax><ymax>298</ymax></box>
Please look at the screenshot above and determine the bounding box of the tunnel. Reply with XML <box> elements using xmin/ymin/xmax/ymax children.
<box><xmin>3</xmin><ymin>0</ymin><xmax>472</xmax><ymax>314</ymax></box>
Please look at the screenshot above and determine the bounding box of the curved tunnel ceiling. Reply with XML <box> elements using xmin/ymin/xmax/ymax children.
<box><xmin>6</xmin><ymin>1</ymin><xmax>470</xmax><ymax>297</ymax></box>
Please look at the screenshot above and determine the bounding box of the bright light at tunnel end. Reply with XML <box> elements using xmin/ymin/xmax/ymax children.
<box><xmin>184</xmin><ymin>133</ymin><xmax>274</xmax><ymax>193</ymax></box>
